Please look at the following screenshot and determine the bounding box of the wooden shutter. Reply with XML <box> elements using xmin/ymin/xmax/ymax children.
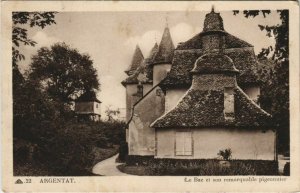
<box><xmin>175</xmin><ymin>131</ymin><xmax>192</xmax><ymax>156</ymax></box>
<box><xmin>224</xmin><ymin>87</ymin><xmax>234</xmax><ymax>119</ymax></box>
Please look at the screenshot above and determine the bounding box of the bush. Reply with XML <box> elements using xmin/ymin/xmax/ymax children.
<box><xmin>218</xmin><ymin>148</ymin><xmax>232</xmax><ymax>160</ymax></box>
<box><xmin>14</xmin><ymin>119</ymin><xmax>126</xmax><ymax>176</ymax></box>
<box><xmin>283</xmin><ymin>162</ymin><xmax>290</xmax><ymax>176</ymax></box>
<box><xmin>137</xmin><ymin>159</ymin><xmax>278</xmax><ymax>176</ymax></box>
<box><xmin>125</xmin><ymin>155</ymin><xmax>154</xmax><ymax>166</ymax></box>
<box><xmin>117</xmin><ymin>141</ymin><xmax>128</xmax><ymax>163</ymax></box>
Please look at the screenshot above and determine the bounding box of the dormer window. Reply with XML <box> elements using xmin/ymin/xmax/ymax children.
<box><xmin>224</xmin><ymin>87</ymin><xmax>234</xmax><ymax>120</ymax></box>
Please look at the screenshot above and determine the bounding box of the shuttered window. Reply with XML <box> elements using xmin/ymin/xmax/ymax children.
<box><xmin>175</xmin><ymin>131</ymin><xmax>192</xmax><ymax>156</ymax></box>
<box><xmin>224</xmin><ymin>87</ymin><xmax>234</xmax><ymax>120</ymax></box>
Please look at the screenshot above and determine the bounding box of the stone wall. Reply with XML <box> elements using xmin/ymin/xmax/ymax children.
<box><xmin>126</xmin><ymin>84</ymin><xmax>153</xmax><ymax>122</ymax></box>
<box><xmin>156</xmin><ymin>128</ymin><xmax>276</xmax><ymax>160</ymax></box>
<box><xmin>192</xmin><ymin>74</ymin><xmax>237</xmax><ymax>90</ymax></box>
<box><xmin>153</xmin><ymin>63</ymin><xmax>171</xmax><ymax>86</ymax></box>
<box><xmin>126</xmin><ymin>84</ymin><xmax>137</xmax><ymax>122</ymax></box>
<box><xmin>128</xmin><ymin>86</ymin><xmax>165</xmax><ymax>155</ymax></box>
<box><xmin>165</xmin><ymin>88</ymin><xmax>188</xmax><ymax>112</ymax></box>
<box><xmin>202</xmin><ymin>34</ymin><xmax>225</xmax><ymax>52</ymax></box>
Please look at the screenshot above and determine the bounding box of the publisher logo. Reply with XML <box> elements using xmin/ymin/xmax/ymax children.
<box><xmin>15</xmin><ymin>179</ymin><xmax>23</xmax><ymax>184</ymax></box>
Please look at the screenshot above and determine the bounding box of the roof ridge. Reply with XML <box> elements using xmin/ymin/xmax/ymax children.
<box><xmin>150</xmin><ymin>87</ymin><xmax>193</xmax><ymax>127</ymax></box>
<box><xmin>236</xmin><ymin>86</ymin><xmax>271</xmax><ymax>116</ymax></box>
<box><xmin>126</xmin><ymin>80</ymin><xmax>165</xmax><ymax>126</ymax></box>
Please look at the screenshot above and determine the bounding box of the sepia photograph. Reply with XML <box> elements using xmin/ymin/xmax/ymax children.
<box><xmin>2</xmin><ymin>1</ymin><xmax>300</xmax><ymax>192</ymax></box>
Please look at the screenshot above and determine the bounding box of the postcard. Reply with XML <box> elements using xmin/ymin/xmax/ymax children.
<box><xmin>1</xmin><ymin>1</ymin><xmax>300</xmax><ymax>192</ymax></box>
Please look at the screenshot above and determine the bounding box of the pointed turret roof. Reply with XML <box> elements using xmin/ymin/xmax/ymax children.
<box><xmin>146</xmin><ymin>42</ymin><xmax>159</xmax><ymax>63</ymax></box>
<box><xmin>125</xmin><ymin>45</ymin><xmax>144</xmax><ymax>76</ymax></box>
<box><xmin>121</xmin><ymin>43</ymin><xmax>159</xmax><ymax>86</ymax></box>
<box><xmin>152</xmin><ymin>27</ymin><xmax>175</xmax><ymax>64</ymax></box>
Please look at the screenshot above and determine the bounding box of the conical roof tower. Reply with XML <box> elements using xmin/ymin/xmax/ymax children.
<box><xmin>152</xmin><ymin>26</ymin><xmax>175</xmax><ymax>64</ymax></box>
<box><xmin>147</xmin><ymin>42</ymin><xmax>159</xmax><ymax>63</ymax></box>
<box><xmin>125</xmin><ymin>45</ymin><xmax>144</xmax><ymax>76</ymax></box>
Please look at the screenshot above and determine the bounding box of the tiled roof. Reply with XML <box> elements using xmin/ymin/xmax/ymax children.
<box><xmin>203</xmin><ymin>8</ymin><xmax>224</xmax><ymax>32</ymax></box>
<box><xmin>152</xmin><ymin>27</ymin><xmax>175</xmax><ymax>64</ymax></box>
<box><xmin>76</xmin><ymin>90</ymin><xmax>101</xmax><ymax>103</ymax></box>
<box><xmin>160</xmin><ymin>47</ymin><xmax>260</xmax><ymax>89</ymax></box>
<box><xmin>176</xmin><ymin>32</ymin><xmax>253</xmax><ymax>50</ymax></box>
<box><xmin>191</xmin><ymin>53</ymin><xmax>239</xmax><ymax>74</ymax></box>
<box><xmin>125</xmin><ymin>45</ymin><xmax>144</xmax><ymax>76</ymax></box>
<box><xmin>146</xmin><ymin>42</ymin><xmax>158</xmax><ymax>63</ymax></box>
<box><xmin>122</xmin><ymin>43</ymin><xmax>158</xmax><ymax>86</ymax></box>
<box><xmin>151</xmin><ymin>87</ymin><xmax>271</xmax><ymax>128</ymax></box>
<box><xmin>121</xmin><ymin>61</ymin><xmax>153</xmax><ymax>86</ymax></box>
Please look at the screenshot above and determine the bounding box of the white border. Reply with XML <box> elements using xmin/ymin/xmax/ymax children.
<box><xmin>1</xmin><ymin>1</ymin><xmax>299</xmax><ymax>192</ymax></box>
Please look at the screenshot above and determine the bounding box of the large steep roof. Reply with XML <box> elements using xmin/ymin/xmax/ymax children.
<box><xmin>151</xmin><ymin>87</ymin><xmax>271</xmax><ymax>128</ymax></box>
<box><xmin>125</xmin><ymin>45</ymin><xmax>144</xmax><ymax>76</ymax></box>
<box><xmin>152</xmin><ymin>27</ymin><xmax>175</xmax><ymax>64</ymax></box>
<box><xmin>160</xmin><ymin>9</ymin><xmax>258</xmax><ymax>89</ymax></box>
<box><xmin>176</xmin><ymin>32</ymin><xmax>253</xmax><ymax>50</ymax></box>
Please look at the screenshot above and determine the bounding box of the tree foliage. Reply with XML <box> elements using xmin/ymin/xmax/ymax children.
<box><xmin>218</xmin><ymin>148</ymin><xmax>232</xmax><ymax>161</ymax></box>
<box><xmin>233</xmin><ymin>10</ymin><xmax>289</xmax><ymax>152</ymax></box>
<box><xmin>28</xmin><ymin>43</ymin><xmax>100</xmax><ymax>102</ymax></box>
<box><xmin>12</xmin><ymin>12</ymin><xmax>57</xmax><ymax>68</ymax></box>
<box><xmin>105</xmin><ymin>106</ymin><xmax>121</xmax><ymax>122</ymax></box>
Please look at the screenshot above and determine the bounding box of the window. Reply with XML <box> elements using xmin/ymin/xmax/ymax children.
<box><xmin>224</xmin><ymin>87</ymin><xmax>234</xmax><ymax>120</ymax></box>
<box><xmin>96</xmin><ymin>104</ymin><xmax>98</xmax><ymax>108</ymax></box>
<box><xmin>175</xmin><ymin>131</ymin><xmax>193</xmax><ymax>156</ymax></box>
<box><xmin>137</xmin><ymin>84</ymin><xmax>143</xmax><ymax>97</ymax></box>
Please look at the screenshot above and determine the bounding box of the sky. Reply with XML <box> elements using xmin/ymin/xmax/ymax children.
<box><xmin>18</xmin><ymin>10</ymin><xmax>281</xmax><ymax>118</ymax></box>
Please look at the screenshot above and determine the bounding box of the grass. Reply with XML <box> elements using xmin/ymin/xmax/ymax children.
<box><xmin>117</xmin><ymin>164</ymin><xmax>147</xmax><ymax>176</ymax></box>
<box><xmin>119</xmin><ymin>159</ymin><xmax>278</xmax><ymax>176</ymax></box>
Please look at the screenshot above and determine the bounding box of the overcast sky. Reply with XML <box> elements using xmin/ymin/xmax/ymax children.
<box><xmin>18</xmin><ymin>10</ymin><xmax>281</xmax><ymax>117</ymax></box>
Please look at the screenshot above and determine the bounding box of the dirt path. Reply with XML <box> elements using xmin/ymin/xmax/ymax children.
<box><xmin>92</xmin><ymin>154</ymin><xmax>132</xmax><ymax>176</ymax></box>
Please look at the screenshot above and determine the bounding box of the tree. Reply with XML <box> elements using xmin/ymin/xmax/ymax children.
<box><xmin>105</xmin><ymin>106</ymin><xmax>121</xmax><ymax>122</ymax></box>
<box><xmin>12</xmin><ymin>12</ymin><xmax>57</xmax><ymax>68</ymax></box>
<box><xmin>233</xmin><ymin>10</ymin><xmax>289</xmax><ymax>153</ymax></box>
<box><xmin>28</xmin><ymin>43</ymin><xmax>100</xmax><ymax>103</ymax></box>
<box><xmin>13</xmin><ymin>12</ymin><xmax>57</xmax><ymax>117</ymax></box>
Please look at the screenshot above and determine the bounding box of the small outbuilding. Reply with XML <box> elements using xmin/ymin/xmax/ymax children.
<box><xmin>75</xmin><ymin>90</ymin><xmax>101</xmax><ymax>122</ymax></box>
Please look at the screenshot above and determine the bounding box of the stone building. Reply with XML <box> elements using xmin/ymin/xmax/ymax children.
<box><xmin>122</xmin><ymin>9</ymin><xmax>276</xmax><ymax>161</ymax></box>
<box><xmin>75</xmin><ymin>90</ymin><xmax>101</xmax><ymax>121</ymax></box>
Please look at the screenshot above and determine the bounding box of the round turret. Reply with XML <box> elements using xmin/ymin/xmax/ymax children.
<box><xmin>203</xmin><ymin>8</ymin><xmax>224</xmax><ymax>32</ymax></box>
